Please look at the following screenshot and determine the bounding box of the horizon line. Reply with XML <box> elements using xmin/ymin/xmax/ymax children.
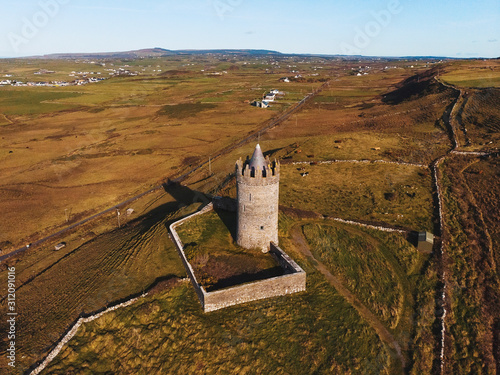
<box><xmin>0</xmin><ymin>47</ymin><xmax>498</xmax><ymax>60</ymax></box>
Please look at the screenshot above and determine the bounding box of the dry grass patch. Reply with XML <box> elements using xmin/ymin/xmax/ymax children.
<box><xmin>280</xmin><ymin>162</ymin><xmax>434</xmax><ymax>231</ymax></box>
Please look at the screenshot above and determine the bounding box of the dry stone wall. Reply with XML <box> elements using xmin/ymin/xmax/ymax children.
<box><xmin>169</xmin><ymin>204</ymin><xmax>306</xmax><ymax>313</ymax></box>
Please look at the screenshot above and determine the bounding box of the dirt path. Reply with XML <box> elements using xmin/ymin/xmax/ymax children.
<box><xmin>290</xmin><ymin>224</ymin><xmax>406</xmax><ymax>372</ymax></box>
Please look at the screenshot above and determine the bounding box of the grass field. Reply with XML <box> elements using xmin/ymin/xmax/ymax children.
<box><xmin>298</xmin><ymin>221</ymin><xmax>436</xmax><ymax>373</ymax></box>
<box><xmin>0</xmin><ymin>200</ymin><xmax>200</xmax><ymax>373</ymax></box>
<box><xmin>0</xmin><ymin>88</ymin><xmax>83</xmax><ymax>115</ymax></box>
<box><xmin>1</xmin><ymin>57</ymin><xmax>326</xmax><ymax>252</ymax></box>
<box><xmin>280</xmin><ymin>162</ymin><xmax>434</xmax><ymax>231</ymax></box>
<box><xmin>176</xmin><ymin>210</ymin><xmax>282</xmax><ymax>290</ymax></box>
<box><xmin>441</xmin><ymin>60</ymin><xmax>500</xmax><ymax>88</ymax></box>
<box><xmin>303</xmin><ymin>223</ymin><xmax>408</xmax><ymax>327</ymax></box>
<box><xmin>439</xmin><ymin>157</ymin><xmax>500</xmax><ymax>374</ymax></box>
<box><xmin>1</xmin><ymin>55</ymin><xmax>498</xmax><ymax>374</ymax></box>
<box><xmin>36</xmin><ymin>214</ymin><xmax>435</xmax><ymax>374</ymax></box>
<box><xmin>42</xmin><ymin>277</ymin><xmax>394</xmax><ymax>374</ymax></box>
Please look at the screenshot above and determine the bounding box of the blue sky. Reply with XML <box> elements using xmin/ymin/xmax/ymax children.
<box><xmin>0</xmin><ymin>0</ymin><xmax>499</xmax><ymax>58</ymax></box>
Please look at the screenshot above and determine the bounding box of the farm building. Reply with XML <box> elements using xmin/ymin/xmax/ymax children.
<box><xmin>417</xmin><ymin>232</ymin><xmax>434</xmax><ymax>253</ymax></box>
<box><xmin>251</xmin><ymin>101</ymin><xmax>269</xmax><ymax>108</ymax></box>
<box><xmin>264</xmin><ymin>93</ymin><xmax>276</xmax><ymax>101</ymax></box>
<box><xmin>54</xmin><ymin>242</ymin><xmax>66</xmax><ymax>251</ymax></box>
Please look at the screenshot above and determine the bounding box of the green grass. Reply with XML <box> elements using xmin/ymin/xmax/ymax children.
<box><xmin>176</xmin><ymin>210</ymin><xmax>236</xmax><ymax>252</ymax></box>
<box><xmin>303</xmin><ymin>223</ymin><xmax>406</xmax><ymax>328</ymax></box>
<box><xmin>440</xmin><ymin>60</ymin><xmax>500</xmax><ymax>88</ymax></box>
<box><xmin>442</xmin><ymin>72</ymin><xmax>500</xmax><ymax>88</ymax></box>
<box><xmin>42</xmin><ymin>272</ymin><xmax>397</xmax><ymax>374</ymax></box>
<box><xmin>279</xmin><ymin>163</ymin><xmax>434</xmax><ymax>231</ymax></box>
<box><xmin>176</xmin><ymin>210</ymin><xmax>281</xmax><ymax>290</ymax></box>
<box><xmin>157</xmin><ymin>102</ymin><xmax>218</xmax><ymax>119</ymax></box>
<box><xmin>0</xmin><ymin>203</ymin><xmax>193</xmax><ymax>373</ymax></box>
<box><xmin>288</xmin><ymin>219</ymin><xmax>436</xmax><ymax>374</ymax></box>
<box><xmin>0</xmin><ymin>88</ymin><xmax>83</xmax><ymax>115</ymax></box>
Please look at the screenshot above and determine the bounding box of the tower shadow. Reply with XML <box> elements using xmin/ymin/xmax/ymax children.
<box><xmin>162</xmin><ymin>180</ymin><xmax>211</xmax><ymax>208</ymax></box>
<box><xmin>213</xmin><ymin>204</ymin><xmax>238</xmax><ymax>241</ymax></box>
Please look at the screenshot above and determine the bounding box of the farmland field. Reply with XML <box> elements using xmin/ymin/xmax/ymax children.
<box><xmin>0</xmin><ymin>55</ymin><xmax>498</xmax><ymax>374</ymax></box>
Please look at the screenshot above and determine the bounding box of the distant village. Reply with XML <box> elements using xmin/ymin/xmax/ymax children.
<box><xmin>0</xmin><ymin>65</ymin><xmax>139</xmax><ymax>87</ymax></box>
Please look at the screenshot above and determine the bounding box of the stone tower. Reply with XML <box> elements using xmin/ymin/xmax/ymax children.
<box><xmin>235</xmin><ymin>144</ymin><xmax>280</xmax><ymax>252</ymax></box>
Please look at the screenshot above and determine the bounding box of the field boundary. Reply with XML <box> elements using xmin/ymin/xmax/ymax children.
<box><xmin>432</xmin><ymin>78</ymin><xmax>498</xmax><ymax>374</ymax></box>
<box><xmin>28</xmin><ymin>293</ymin><xmax>149</xmax><ymax>375</ymax></box>
<box><xmin>289</xmin><ymin>159</ymin><xmax>427</xmax><ymax>168</ymax></box>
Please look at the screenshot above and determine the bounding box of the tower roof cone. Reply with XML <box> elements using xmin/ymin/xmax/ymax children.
<box><xmin>248</xmin><ymin>144</ymin><xmax>266</xmax><ymax>171</ymax></box>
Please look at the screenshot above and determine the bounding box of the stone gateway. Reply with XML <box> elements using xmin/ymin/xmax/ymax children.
<box><xmin>235</xmin><ymin>144</ymin><xmax>280</xmax><ymax>252</ymax></box>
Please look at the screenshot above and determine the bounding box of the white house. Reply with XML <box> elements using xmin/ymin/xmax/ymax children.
<box><xmin>264</xmin><ymin>93</ymin><xmax>276</xmax><ymax>102</ymax></box>
<box><xmin>251</xmin><ymin>101</ymin><xmax>269</xmax><ymax>108</ymax></box>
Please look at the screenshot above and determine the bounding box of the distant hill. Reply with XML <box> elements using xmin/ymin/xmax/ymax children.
<box><xmin>27</xmin><ymin>48</ymin><xmax>283</xmax><ymax>60</ymax></box>
<box><xmin>19</xmin><ymin>48</ymin><xmax>478</xmax><ymax>61</ymax></box>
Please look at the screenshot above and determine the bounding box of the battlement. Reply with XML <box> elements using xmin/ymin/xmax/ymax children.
<box><xmin>236</xmin><ymin>157</ymin><xmax>280</xmax><ymax>184</ymax></box>
<box><xmin>235</xmin><ymin>143</ymin><xmax>279</xmax><ymax>180</ymax></box>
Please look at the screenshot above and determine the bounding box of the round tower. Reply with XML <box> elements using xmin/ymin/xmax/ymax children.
<box><xmin>235</xmin><ymin>144</ymin><xmax>280</xmax><ymax>252</ymax></box>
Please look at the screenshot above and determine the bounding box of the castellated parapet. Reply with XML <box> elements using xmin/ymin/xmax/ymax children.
<box><xmin>236</xmin><ymin>144</ymin><xmax>280</xmax><ymax>252</ymax></box>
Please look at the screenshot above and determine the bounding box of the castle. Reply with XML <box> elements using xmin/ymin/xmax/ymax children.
<box><xmin>168</xmin><ymin>143</ymin><xmax>305</xmax><ymax>312</ymax></box>
<box><xmin>235</xmin><ymin>144</ymin><xmax>280</xmax><ymax>252</ymax></box>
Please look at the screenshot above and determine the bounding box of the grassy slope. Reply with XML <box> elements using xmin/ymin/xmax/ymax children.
<box><xmin>0</xmin><ymin>202</ymin><xmax>195</xmax><ymax>373</ymax></box>
<box><xmin>440</xmin><ymin>157</ymin><xmax>500</xmax><ymax>374</ymax></box>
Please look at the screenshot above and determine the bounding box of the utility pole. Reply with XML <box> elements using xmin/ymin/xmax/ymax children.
<box><xmin>209</xmin><ymin>157</ymin><xmax>212</xmax><ymax>175</ymax></box>
<box><xmin>65</xmin><ymin>209</ymin><xmax>70</xmax><ymax>223</ymax></box>
<box><xmin>116</xmin><ymin>209</ymin><xmax>121</xmax><ymax>228</ymax></box>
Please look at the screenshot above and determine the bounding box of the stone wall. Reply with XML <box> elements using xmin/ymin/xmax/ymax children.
<box><xmin>269</xmin><ymin>242</ymin><xmax>303</xmax><ymax>274</ymax></box>
<box><xmin>169</xmin><ymin>204</ymin><xmax>213</xmax><ymax>304</ymax></box>
<box><xmin>203</xmin><ymin>269</ymin><xmax>306</xmax><ymax>312</ymax></box>
<box><xmin>169</xmin><ymin>204</ymin><xmax>306</xmax><ymax>313</ymax></box>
